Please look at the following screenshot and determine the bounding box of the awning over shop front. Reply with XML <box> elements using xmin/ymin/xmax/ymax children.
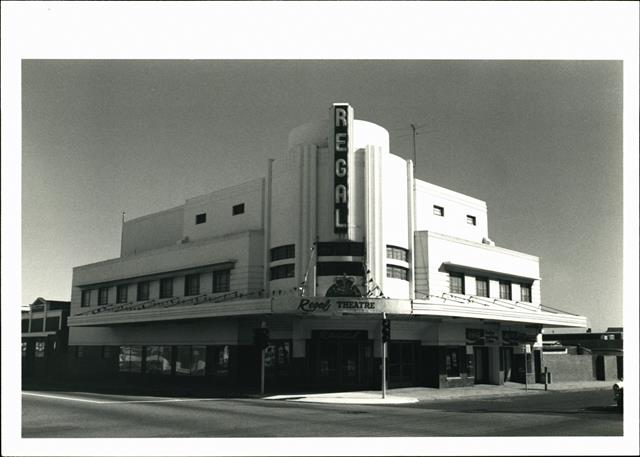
<box><xmin>68</xmin><ymin>292</ymin><xmax>587</xmax><ymax>329</ymax></box>
<box><xmin>412</xmin><ymin>294</ymin><xmax>587</xmax><ymax>328</ymax></box>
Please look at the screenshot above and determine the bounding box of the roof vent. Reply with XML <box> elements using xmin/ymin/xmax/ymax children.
<box><xmin>482</xmin><ymin>237</ymin><xmax>495</xmax><ymax>246</ymax></box>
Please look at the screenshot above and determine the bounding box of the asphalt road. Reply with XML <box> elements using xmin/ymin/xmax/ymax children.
<box><xmin>22</xmin><ymin>389</ymin><xmax>622</xmax><ymax>438</ymax></box>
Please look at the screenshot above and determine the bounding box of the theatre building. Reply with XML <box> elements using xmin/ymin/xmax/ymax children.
<box><xmin>67</xmin><ymin>103</ymin><xmax>587</xmax><ymax>392</ymax></box>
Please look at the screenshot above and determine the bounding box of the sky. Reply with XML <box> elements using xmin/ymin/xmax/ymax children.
<box><xmin>21</xmin><ymin>59</ymin><xmax>623</xmax><ymax>331</ymax></box>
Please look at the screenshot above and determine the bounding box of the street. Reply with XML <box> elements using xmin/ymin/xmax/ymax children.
<box><xmin>22</xmin><ymin>388</ymin><xmax>622</xmax><ymax>437</ymax></box>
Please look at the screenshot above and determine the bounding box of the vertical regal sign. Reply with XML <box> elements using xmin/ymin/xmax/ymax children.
<box><xmin>333</xmin><ymin>104</ymin><xmax>350</xmax><ymax>233</ymax></box>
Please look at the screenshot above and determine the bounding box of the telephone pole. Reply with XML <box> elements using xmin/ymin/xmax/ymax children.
<box><xmin>410</xmin><ymin>124</ymin><xmax>417</xmax><ymax>171</ymax></box>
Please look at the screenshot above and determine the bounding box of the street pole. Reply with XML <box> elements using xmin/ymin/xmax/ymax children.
<box><xmin>382</xmin><ymin>312</ymin><xmax>387</xmax><ymax>399</ymax></box>
<box><xmin>524</xmin><ymin>345</ymin><xmax>529</xmax><ymax>392</ymax></box>
<box><xmin>260</xmin><ymin>320</ymin><xmax>266</xmax><ymax>395</ymax></box>
<box><xmin>260</xmin><ymin>348</ymin><xmax>265</xmax><ymax>395</ymax></box>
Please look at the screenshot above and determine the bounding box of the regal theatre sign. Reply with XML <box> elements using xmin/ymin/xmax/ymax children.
<box><xmin>333</xmin><ymin>104</ymin><xmax>351</xmax><ymax>234</ymax></box>
<box><xmin>272</xmin><ymin>296</ymin><xmax>411</xmax><ymax>316</ymax></box>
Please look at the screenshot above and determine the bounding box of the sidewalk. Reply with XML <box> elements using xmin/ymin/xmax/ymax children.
<box><xmin>264</xmin><ymin>380</ymin><xmax>612</xmax><ymax>405</ymax></box>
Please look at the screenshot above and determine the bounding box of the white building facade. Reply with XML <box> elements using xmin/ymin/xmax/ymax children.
<box><xmin>67</xmin><ymin>103</ymin><xmax>587</xmax><ymax>392</ymax></box>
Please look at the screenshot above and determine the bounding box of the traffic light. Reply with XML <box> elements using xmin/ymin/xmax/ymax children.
<box><xmin>381</xmin><ymin>318</ymin><xmax>391</xmax><ymax>343</ymax></box>
<box><xmin>253</xmin><ymin>327</ymin><xmax>270</xmax><ymax>350</ymax></box>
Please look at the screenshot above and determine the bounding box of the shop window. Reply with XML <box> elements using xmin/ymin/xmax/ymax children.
<box><xmin>102</xmin><ymin>346</ymin><xmax>115</xmax><ymax>359</ymax></box>
<box><xmin>433</xmin><ymin>205</ymin><xmax>444</xmax><ymax>216</ymax></box>
<box><xmin>265</xmin><ymin>341</ymin><xmax>291</xmax><ymax>374</ymax></box>
<box><xmin>316</xmin><ymin>261</ymin><xmax>364</xmax><ymax>277</ymax></box>
<box><xmin>467</xmin><ymin>215</ymin><xmax>477</xmax><ymax>225</ymax></box>
<box><xmin>520</xmin><ymin>284</ymin><xmax>532</xmax><ymax>303</ymax></box>
<box><xmin>232</xmin><ymin>203</ymin><xmax>245</xmax><ymax>215</ymax></box>
<box><xmin>31</xmin><ymin>318</ymin><xmax>43</xmax><ymax>332</ymax></box>
<box><xmin>386</xmin><ymin>265</ymin><xmax>409</xmax><ymax>281</ymax></box>
<box><xmin>476</xmin><ymin>277</ymin><xmax>489</xmax><ymax>297</ymax></box>
<box><xmin>449</xmin><ymin>273</ymin><xmax>465</xmax><ymax>294</ymax></box>
<box><xmin>270</xmin><ymin>263</ymin><xmax>295</xmax><ymax>280</ymax></box>
<box><xmin>499</xmin><ymin>281</ymin><xmax>512</xmax><ymax>300</ymax></box>
<box><xmin>270</xmin><ymin>244</ymin><xmax>295</xmax><ymax>261</ymax></box>
<box><xmin>81</xmin><ymin>289</ymin><xmax>91</xmax><ymax>307</ymax></box>
<box><xmin>386</xmin><ymin>245</ymin><xmax>408</xmax><ymax>262</ymax></box>
<box><xmin>316</xmin><ymin>241</ymin><xmax>365</xmax><ymax>257</ymax></box>
<box><xmin>144</xmin><ymin>346</ymin><xmax>173</xmax><ymax>375</ymax></box>
<box><xmin>184</xmin><ymin>274</ymin><xmax>200</xmax><ymax>296</ymax></box>
<box><xmin>98</xmin><ymin>287</ymin><xmax>109</xmax><ymax>306</ymax></box>
<box><xmin>445</xmin><ymin>347</ymin><xmax>462</xmax><ymax>377</ymax></box>
<box><xmin>76</xmin><ymin>346</ymin><xmax>86</xmax><ymax>358</ymax></box>
<box><xmin>35</xmin><ymin>340</ymin><xmax>46</xmax><ymax>358</ymax></box>
<box><xmin>22</xmin><ymin>342</ymin><xmax>27</xmax><ymax>358</ymax></box>
<box><xmin>119</xmin><ymin>346</ymin><xmax>143</xmax><ymax>373</ymax></box>
<box><xmin>212</xmin><ymin>270</ymin><xmax>230</xmax><ymax>293</ymax></box>
<box><xmin>176</xmin><ymin>346</ymin><xmax>206</xmax><ymax>376</ymax></box>
<box><xmin>116</xmin><ymin>284</ymin><xmax>128</xmax><ymax>304</ymax></box>
<box><xmin>137</xmin><ymin>281</ymin><xmax>150</xmax><ymax>301</ymax></box>
<box><xmin>213</xmin><ymin>345</ymin><xmax>230</xmax><ymax>376</ymax></box>
<box><xmin>159</xmin><ymin>277</ymin><xmax>173</xmax><ymax>299</ymax></box>
<box><xmin>195</xmin><ymin>213</ymin><xmax>207</xmax><ymax>224</ymax></box>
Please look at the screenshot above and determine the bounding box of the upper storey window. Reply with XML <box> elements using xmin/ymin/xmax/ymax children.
<box><xmin>520</xmin><ymin>284</ymin><xmax>532</xmax><ymax>303</ymax></box>
<box><xmin>271</xmin><ymin>244</ymin><xmax>295</xmax><ymax>262</ymax></box>
<box><xmin>433</xmin><ymin>205</ymin><xmax>445</xmax><ymax>217</ymax></box>
<box><xmin>81</xmin><ymin>290</ymin><xmax>91</xmax><ymax>307</ymax></box>
<box><xmin>232</xmin><ymin>203</ymin><xmax>245</xmax><ymax>215</ymax></box>
<box><xmin>386</xmin><ymin>245</ymin><xmax>408</xmax><ymax>262</ymax></box>
<box><xmin>185</xmin><ymin>274</ymin><xmax>200</xmax><ymax>296</ymax></box>
<box><xmin>476</xmin><ymin>277</ymin><xmax>489</xmax><ymax>297</ymax></box>
<box><xmin>137</xmin><ymin>281</ymin><xmax>150</xmax><ymax>301</ymax></box>
<box><xmin>499</xmin><ymin>281</ymin><xmax>512</xmax><ymax>300</ymax></box>
<box><xmin>449</xmin><ymin>273</ymin><xmax>464</xmax><ymax>294</ymax></box>
<box><xmin>195</xmin><ymin>213</ymin><xmax>207</xmax><ymax>225</ymax></box>
<box><xmin>317</xmin><ymin>241</ymin><xmax>364</xmax><ymax>257</ymax></box>
<box><xmin>117</xmin><ymin>284</ymin><xmax>128</xmax><ymax>303</ymax></box>
<box><xmin>98</xmin><ymin>287</ymin><xmax>109</xmax><ymax>306</ymax></box>
<box><xmin>467</xmin><ymin>215</ymin><xmax>477</xmax><ymax>225</ymax></box>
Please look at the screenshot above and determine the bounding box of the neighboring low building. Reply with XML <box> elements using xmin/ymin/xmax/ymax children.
<box><xmin>65</xmin><ymin>103</ymin><xmax>587</xmax><ymax>393</ymax></box>
<box><xmin>541</xmin><ymin>328</ymin><xmax>623</xmax><ymax>382</ymax></box>
<box><xmin>22</xmin><ymin>297</ymin><xmax>71</xmax><ymax>381</ymax></box>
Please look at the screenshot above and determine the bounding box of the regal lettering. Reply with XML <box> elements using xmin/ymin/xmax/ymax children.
<box><xmin>333</xmin><ymin>105</ymin><xmax>350</xmax><ymax>234</ymax></box>
<box><xmin>298</xmin><ymin>299</ymin><xmax>332</xmax><ymax>313</ymax></box>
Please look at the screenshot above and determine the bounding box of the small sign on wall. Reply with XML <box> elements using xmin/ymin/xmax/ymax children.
<box><xmin>465</xmin><ymin>328</ymin><xmax>485</xmax><ymax>345</ymax></box>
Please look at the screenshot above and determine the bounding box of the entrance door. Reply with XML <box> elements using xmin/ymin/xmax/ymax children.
<box><xmin>474</xmin><ymin>346</ymin><xmax>489</xmax><ymax>384</ymax></box>
<box><xmin>389</xmin><ymin>341</ymin><xmax>418</xmax><ymax>387</ymax></box>
<box><xmin>312</xmin><ymin>332</ymin><xmax>373</xmax><ymax>390</ymax></box>
<box><xmin>340</xmin><ymin>341</ymin><xmax>359</xmax><ymax>387</ymax></box>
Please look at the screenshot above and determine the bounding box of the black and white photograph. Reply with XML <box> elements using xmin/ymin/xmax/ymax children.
<box><xmin>2</xmin><ymin>2</ymin><xmax>638</xmax><ymax>456</ymax></box>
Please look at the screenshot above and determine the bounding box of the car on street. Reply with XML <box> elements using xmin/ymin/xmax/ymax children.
<box><xmin>613</xmin><ymin>379</ymin><xmax>623</xmax><ymax>410</ymax></box>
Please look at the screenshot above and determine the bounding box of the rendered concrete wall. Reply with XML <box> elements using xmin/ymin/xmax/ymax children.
<box><xmin>414</xmin><ymin>179</ymin><xmax>488</xmax><ymax>243</ymax></box>
<box><xmin>121</xmin><ymin>206</ymin><xmax>184</xmax><ymax>257</ymax></box>
<box><xmin>183</xmin><ymin>179</ymin><xmax>264</xmax><ymax>242</ymax></box>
